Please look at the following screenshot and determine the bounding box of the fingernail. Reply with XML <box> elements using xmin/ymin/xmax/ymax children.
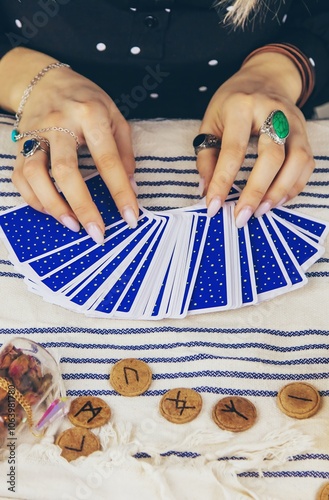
<box><xmin>235</xmin><ymin>206</ymin><xmax>253</xmax><ymax>228</ymax></box>
<box><xmin>254</xmin><ymin>200</ymin><xmax>272</xmax><ymax>218</ymax></box>
<box><xmin>207</xmin><ymin>196</ymin><xmax>221</xmax><ymax>217</ymax></box>
<box><xmin>198</xmin><ymin>177</ymin><xmax>205</xmax><ymax>197</ymax></box>
<box><xmin>122</xmin><ymin>206</ymin><xmax>138</xmax><ymax>229</ymax></box>
<box><xmin>275</xmin><ymin>196</ymin><xmax>288</xmax><ymax>207</ymax></box>
<box><xmin>129</xmin><ymin>175</ymin><xmax>138</xmax><ymax>195</ymax></box>
<box><xmin>85</xmin><ymin>223</ymin><xmax>105</xmax><ymax>244</ymax></box>
<box><xmin>60</xmin><ymin>215</ymin><xmax>80</xmax><ymax>233</ymax></box>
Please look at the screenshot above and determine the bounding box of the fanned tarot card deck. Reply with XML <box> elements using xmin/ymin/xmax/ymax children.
<box><xmin>0</xmin><ymin>172</ymin><xmax>328</xmax><ymax>320</ymax></box>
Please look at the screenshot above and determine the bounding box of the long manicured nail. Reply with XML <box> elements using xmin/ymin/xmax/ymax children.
<box><xmin>235</xmin><ymin>206</ymin><xmax>253</xmax><ymax>228</ymax></box>
<box><xmin>122</xmin><ymin>206</ymin><xmax>138</xmax><ymax>229</ymax></box>
<box><xmin>254</xmin><ymin>200</ymin><xmax>272</xmax><ymax>218</ymax></box>
<box><xmin>60</xmin><ymin>215</ymin><xmax>80</xmax><ymax>233</ymax></box>
<box><xmin>207</xmin><ymin>196</ymin><xmax>221</xmax><ymax>217</ymax></box>
<box><xmin>275</xmin><ymin>196</ymin><xmax>288</xmax><ymax>207</ymax></box>
<box><xmin>85</xmin><ymin>223</ymin><xmax>104</xmax><ymax>244</ymax></box>
<box><xmin>129</xmin><ymin>175</ymin><xmax>138</xmax><ymax>195</ymax></box>
<box><xmin>198</xmin><ymin>177</ymin><xmax>205</xmax><ymax>197</ymax></box>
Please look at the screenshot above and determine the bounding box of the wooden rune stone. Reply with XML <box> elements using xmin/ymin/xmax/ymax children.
<box><xmin>110</xmin><ymin>358</ymin><xmax>152</xmax><ymax>396</ymax></box>
<box><xmin>277</xmin><ymin>382</ymin><xmax>321</xmax><ymax>419</ymax></box>
<box><xmin>68</xmin><ymin>396</ymin><xmax>111</xmax><ymax>428</ymax></box>
<box><xmin>56</xmin><ymin>427</ymin><xmax>101</xmax><ymax>462</ymax></box>
<box><xmin>212</xmin><ymin>396</ymin><xmax>257</xmax><ymax>432</ymax></box>
<box><xmin>160</xmin><ymin>388</ymin><xmax>202</xmax><ymax>424</ymax></box>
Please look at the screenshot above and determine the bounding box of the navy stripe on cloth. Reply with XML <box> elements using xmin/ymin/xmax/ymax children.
<box><xmin>61</xmin><ymin>370</ymin><xmax>329</xmax><ymax>382</ymax></box>
<box><xmin>59</xmin><ymin>355</ymin><xmax>329</xmax><ymax>366</ymax></box>
<box><xmin>0</xmin><ymin>326</ymin><xmax>329</xmax><ymax>336</ymax></box>
<box><xmin>64</xmin><ymin>388</ymin><xmax>329</xmax><ymax>397</ymax></box>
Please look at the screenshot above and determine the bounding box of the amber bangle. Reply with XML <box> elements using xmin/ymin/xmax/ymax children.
<box><xmin>241</xmin><ymin>43</ymin><xmax>315</xmax><ymax>108</ymax></box>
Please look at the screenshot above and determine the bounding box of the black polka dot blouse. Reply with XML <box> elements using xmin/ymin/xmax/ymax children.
<box><xmin>0</xmin><ymin>0</ymin><xmax>328</xmax><ymax>119</ymax></box>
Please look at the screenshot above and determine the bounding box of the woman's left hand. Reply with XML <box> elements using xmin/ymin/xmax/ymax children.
<box><xmin>196</xmin><ymin>51</ymin><xmax>315</xmax><ymax>227</ymax></box>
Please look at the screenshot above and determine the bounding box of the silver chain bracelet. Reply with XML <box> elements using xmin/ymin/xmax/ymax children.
<box><xmin>14</xmin><ymin>127</ymin><xmax>80</xmax><ymax>150</ymax></box>
<box><xmin>11</xmin><ymin>62</ymin><xmax>80</xmax><ymax>150</ymax></box>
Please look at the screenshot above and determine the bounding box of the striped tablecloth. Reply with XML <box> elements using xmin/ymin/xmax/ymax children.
<box><xmin>0</xmin><ymin>115</ymin><xmax>328</xmax><ymax>500</ymax></box>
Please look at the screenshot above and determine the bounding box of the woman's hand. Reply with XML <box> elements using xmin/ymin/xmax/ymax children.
<box><xmin>1</xmin><ymin>48</ymin><xmax>138</xmax><ymax>244</ymax></box>
<box><xmin>197</xmin><ymin>52</ymin><xmax>315</xmax><ymax>227</ymax></box>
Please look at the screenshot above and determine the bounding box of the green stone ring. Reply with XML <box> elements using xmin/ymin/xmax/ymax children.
<box><xmin>259</xmin><ymin>109</ymin><xmax>290</xmax><ymax>145</ymax></box>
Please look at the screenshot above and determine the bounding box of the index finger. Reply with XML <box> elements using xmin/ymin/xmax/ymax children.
<box><xmin>198</xmin><ymin>109</ymin><xmax>251</xmax><ymax>216</ymax></box>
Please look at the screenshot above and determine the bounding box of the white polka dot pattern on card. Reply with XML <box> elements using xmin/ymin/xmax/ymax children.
<box><xmin>29</xmin><ymin>237</ymin><xmax>99</xmax><ymax>277</ymax></box>
<box><xmin>0</xmin><ymin>174</ymin><xmax>126</xmax><ymax>263</ymax></box>
<box><xmin>208</xmin><ymin>59</ymin><xmax>218</xmax><ymax>66</ymax></box>
<box><xmin>85</xmin><ymin>220</ymin><xmax>160</xmax><ymax>311</ymax></box>
<box><xmin>189</xmin><ymin>210</ymin><xmax>228</xmax><ymax>311</ymax></box>
<box><xmin>116</xmin><ymin>222</ymin><xmax>167</xmax><ymax>313</ymax></box>
<box><xmin>272</xmin><ymin>208</ymin><xmax>326</xmax><ymax>238</ymax></box>
<box><xmin>15</xmin><ymin>19</ymin><xmax>22</xmax><ymax>28</ymax></box>
<box><xmin>263</xmin><ymin>217</ymin><xmax>304</xmax><ymax>285</ymax></box>
<box><xmin>71</xmin><ymin>218</ymin><xmax>155</xmax><ymax>304</ymax></box>
<box><xmin>43</xmin><ymin>217</ymin><xmax>152</xmax><ymax>293</ymax></box>
<box><xmin>270</xmin><ymin>218</ymin><xmax>318</xmax><ymax>267</ymax></box>
<box><xmin>248</xmin><ymin>216</ymin><xmax>289</xmax><ymax>295</ymax></box>
<box><xmin>86</xmin><ymin>175</ymin><xmax>143</xmax><ymax>226</ymax></box>
<box><xmin>0</xmin><ymin>208</ymin><xmax>85</xmax><ymax>263</ymax></box>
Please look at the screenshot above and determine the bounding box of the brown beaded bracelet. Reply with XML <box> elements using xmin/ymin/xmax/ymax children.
<box><xmin>241</xmin><ymin>43</ymin><xmax>315</xmax><ymax>109</ymax></box>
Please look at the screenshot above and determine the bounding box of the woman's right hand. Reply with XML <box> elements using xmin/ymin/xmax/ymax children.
<box><xmin>1</xmin><ymin>48</ymin><xmax>138</xmax><ymax>244</ymax></box>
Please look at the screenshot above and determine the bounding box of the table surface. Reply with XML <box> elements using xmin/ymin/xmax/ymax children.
<box><xmin>0</xmin><ymin>115</ymin><xmax>328</xmax><ymax>500</ymax></box>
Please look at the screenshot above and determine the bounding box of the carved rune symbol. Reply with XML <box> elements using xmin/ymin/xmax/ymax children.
<box><xmin>288</xmin><ymin>394</ymin><xmax>313</xmax><ymax>402</ymax></box>
<box><xmin>165</xmin><ymin>390</ymin><xmax>196</xmax><ymax>415</ymax></box>
<box><xmin>74</xmin><ymin>401</ymin><xmax>102</xmax><ymax>423</ymax></box>
<box><xmin>123</xmin><ymin>366</ymin><xmax>139</xmax><ymax>385</ymax></box>
<box><xmin>221</xmin><ymin>399</ymin><xmax>248</xmax><ymax>420</ymax></box>
<box><xmin>65</xmin><ymin>435</ymin><xmax>85</xmax><ymax>452</ymax></box>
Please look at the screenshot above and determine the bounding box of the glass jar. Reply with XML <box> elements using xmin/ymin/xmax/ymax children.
<box><xmin>0</xmin><ymin>337</ymin><xmax>64</xmax><ymax>445</ymax></box>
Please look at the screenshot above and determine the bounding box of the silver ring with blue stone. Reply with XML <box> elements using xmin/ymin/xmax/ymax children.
<box><xmin>259</xmin><ymin>109</ymin><xmax>290</xmax><ymax>145</ymax></box>
<box><xmin>193</xmin><ymin>133</ymin><xmax>221</xmax><ymax>155</ymax></box>
<box><xmin>21</xmin><ymin>137</ymin><xmax>50</xmax><ymax>158</ymax></box>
